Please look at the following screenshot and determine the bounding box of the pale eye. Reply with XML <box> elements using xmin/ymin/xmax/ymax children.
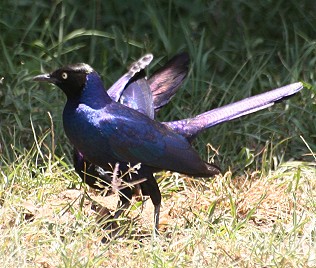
<box><xmin>61</xmin><ymin>72</ymin><xmax>68</xmax><ymax>79</ymax></box>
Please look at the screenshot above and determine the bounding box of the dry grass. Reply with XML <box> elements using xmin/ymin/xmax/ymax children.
<box><xmin>1</xmin><ymin>155</ymin><xmax>315</xmax><ymax>267</ymax></box>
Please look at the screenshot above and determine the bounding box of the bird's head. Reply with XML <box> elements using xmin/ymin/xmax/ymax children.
<box><xmin>33</xmin><ymin>63</ymin><xmax>95</xmax><ymax>98</ymax></box>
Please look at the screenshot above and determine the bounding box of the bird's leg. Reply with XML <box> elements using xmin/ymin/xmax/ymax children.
<box><xmin>110</xmin><ymin>162</ymin><xmax>130</xmax><ymax>224</ymax></box>
<box><xmin>99</xmin><ymin>187</ymin><xmax>133</xmax><ymax>242</ymax></box>
<box><xmin>100</xmin><ymin>187</ymin><xmax>132</xmax><ymax>231</ymax></box>
<box><xmin>154</xmin><ymin>203</ymin><xmax>160</xmax><ymax>234</ymax></box>
<box><xmin>113</xmin><ymin>189</ymin><xmax>132</xmax><ymax>220</ymax></box>
<box><xmin>139</xmin><ymin>172</ymin><xmax>162</xmax><ymax>234</ymax></box>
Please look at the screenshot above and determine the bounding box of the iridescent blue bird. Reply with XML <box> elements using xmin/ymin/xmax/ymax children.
<box><xmin>34</xmin><ymin>54</ymin><xmax>303</xmax><ymax>232</ymax></box>
<box><xmin>33</xmin><ymin>54</ymin><xmax>221</xmax><ymax>230</ymax></box>
<box><xmin>72</xmin><ymin>53</ymin><xmax>191</xmax><ymax>230</ymax></box>
<box><xmin>73</xmin><ymin>53</ymin><xmax>190</xmax><ymax>193</ymax></box>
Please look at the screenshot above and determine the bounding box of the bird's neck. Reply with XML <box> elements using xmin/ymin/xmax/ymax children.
<box><xmin>71</xmin><ymin>72</ymin><xmax>112</xmax><ymax>109</ymax></box>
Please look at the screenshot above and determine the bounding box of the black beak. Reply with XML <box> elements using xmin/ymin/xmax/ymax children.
<box><xmin>33</xmin><ymin>73</ymin><xmax>57</xmax><ymax>84</ymax></box>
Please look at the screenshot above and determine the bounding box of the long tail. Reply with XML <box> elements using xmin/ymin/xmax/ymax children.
<box><xmin>165</xmin><ymin>82</ymin><xmax>303</xmax><ymax>141</ymax></box>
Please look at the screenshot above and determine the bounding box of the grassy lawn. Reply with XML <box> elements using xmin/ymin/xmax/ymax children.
<box><xmin>1</xmin><ymin>1</ymin><xmax>316</xmax><ymax>267</ymax></box>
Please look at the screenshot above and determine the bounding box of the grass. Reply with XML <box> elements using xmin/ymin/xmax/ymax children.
<box><xmin>1</xmin><ymin>0</ymin><xmax>316</xmax><ymax>267</ymax></box>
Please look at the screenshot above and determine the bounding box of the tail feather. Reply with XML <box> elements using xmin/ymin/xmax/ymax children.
<box><xmin>165</xmin><ymin>82</ymin><xmax>303</xmax><ymax>141</ymax></box>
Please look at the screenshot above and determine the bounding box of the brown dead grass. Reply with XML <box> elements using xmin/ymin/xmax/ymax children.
<box><xmin>1</xmin><ymin>162</ymin><xmax>314</xmax><ymax>267</ymax></box>
<box><xmin>12</xmin><ymin>168</ymin><xmax>306</xmax><ymax>238</ymax></box>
